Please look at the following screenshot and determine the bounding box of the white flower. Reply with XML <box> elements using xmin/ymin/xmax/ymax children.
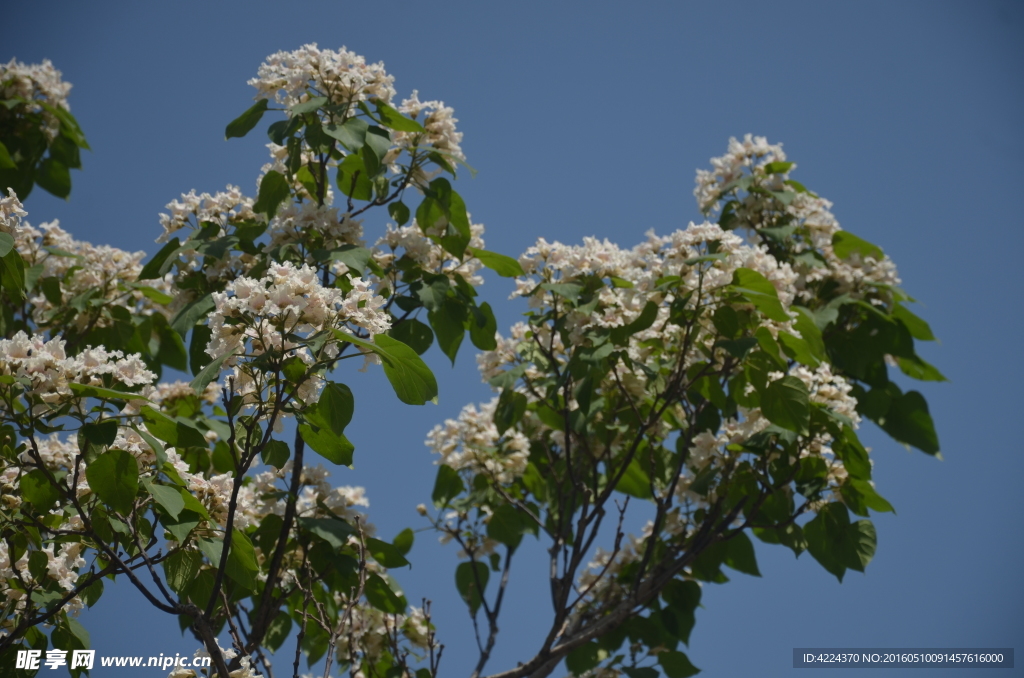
<box><xmin>248</xmin><ymin>44</ymin><xmax>396</xmax><ymax>112</ymax></box>
<box><xmin>0</xmin><ymin>189</ymin><xmax>28</xmax><ymax>235</ymax></box>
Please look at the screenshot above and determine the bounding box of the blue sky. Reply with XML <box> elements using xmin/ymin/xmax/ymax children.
<box><xmin>7</xmin><ymin>1</ymin><xmax>1023</xmax><ymax>676</ymax></box>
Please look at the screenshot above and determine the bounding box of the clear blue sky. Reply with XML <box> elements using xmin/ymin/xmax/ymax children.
<box><xmin>7</xmin><ymin>1</ymin><xmax>1023</xmax><ymax>676</ymax></box>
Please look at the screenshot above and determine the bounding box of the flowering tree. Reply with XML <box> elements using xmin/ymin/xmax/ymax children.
<box><xmin>0</xmin><ymin>49</ymin><xmax>942</xmax><ymax>678</ymax></box>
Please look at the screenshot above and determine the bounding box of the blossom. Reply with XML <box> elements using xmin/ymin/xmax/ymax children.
<box><xmin>0</xmin><ymin>189</ymin><xmax>28</xmax><ymax>235</ymax></box>
<box><xmin>394</xmin><ymin>90</ymin><xmax>465</xmax><ymax>163</ymax></box>
<box><xmin>426</xmin><ymin>398</ymin><xmax>531</xmax><ymax>484</ymax></box>
<box><xmin>248</xmin><ymin>44</ymin><xmax>395</xmax><ymax>112</ymax></box>
<box><xmin>373</xmin><ymin>218</ymin><xmax>486</xmax><ymax>287</ymax></box>
<box><xmin>206</xmin><ymin>261</ymin><xmax>390</xmax><ymax>364</ymax></box>
<box><xmin>158</xmin><ymin>185</ymin><xmax>257</xmax><ymax>244</ymax></box>
<box><xmin>14</xmin><ymin>219</ymin><xmax>170</xmax><ymax>328</ymax></box>
<box><xmin>0</xmin><ymin>58</ymin><xmax>72</xmax><ymax>140</ymax></box>
<box><xmin>0</xmin><ymin>331</ymin><xmax>156</xmax><ymax>405</ymax></box>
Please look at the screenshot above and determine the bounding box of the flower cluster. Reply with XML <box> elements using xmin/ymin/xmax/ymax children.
<box><xmin>512</xmin><ymin>221</ymin><xmax>798</xmax><ymax>349</ymax></box>
<box><xmin>373</xmin><ymin>218</ymin><xmax>486</xmax><ymax>287</ymax></box>
<box><xmin>426</xmin><ymin>397</ymin><xmax>531</xmax><ymax>484</ymax></box>
<box><xmin>248</xmin><ymin>44</ymin><xmax>396</xmax><ymax>112</ymax></box>
<box><xmin>158</xmin><ymin>185</ymin><xmax>258</xmax><ymax>245</ymax></box>
<box><xmin>394</xmin><ymin>90</ymin><xmax>465</xmax><ymax>163</ymax></box>
<box><xmin>206</xmin><ymin>261</ymin><xmax>389</xmax><ymax>403</ymax></box>
<box><xmin>0</xmin><ymin>331</ymin><xmax>156</xmax><ymax>405</ymax></box>
<box><xmin>695</xmin><ymin>135</ymin><xmax>901</xmax><ymax>304</ymax></box>
<box><xmin>693</xmin><ymin>134</ymin><xmax>786</xmax><ymax>213</ymax></box>
<box><xmin>266</xmin><ymin>201</ymin><xmax>363</xmax><ymax>253</ymax></box>
<box><xmin>0</xmin><ymin>525</ymin><xmax>89</xmax><ymax>630</ymax></box>
<box><xmin>0</xmin><ymin>58</ymin><xmax>72</xmax><ymax>140</ymax></box>
<box><xmin>0</xmin><ymin>188</ymin><xmax>27</xmax><ymax>235</ymax></box>
<box><xmin>15</xmin><ymin>218</ymin><xmax>170</xmax><ymax>328</ymax></box>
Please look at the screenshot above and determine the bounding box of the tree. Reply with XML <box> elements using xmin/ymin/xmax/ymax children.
<box><xmin>0</xmin><ymin>48</ymin><xmax>942</xmax><ymax>678</ymax></box>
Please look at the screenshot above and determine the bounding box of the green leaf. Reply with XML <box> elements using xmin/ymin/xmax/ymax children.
<box><xmin>299</xmin><ymin>383</ymin><xmax>356</xmax><ymax>467</ymax></box>
<box><xmin>138</xmin><ymin>237</ymin><xmax>182</xmax><ymax>281</ymax></box>
<box><xmin>455</xmin><ymin>561</ymin><xmax>489</xmax><ymax>614</ymax></box>
<box><xmin>892</xmin><ymin>303</ymin><xmax>935</xmax><ymax>341</ymax></box>
<box><xmin>307</xmin><ymin>383</ymin><xmax>354</xmax><ymax>434</ymax></box>
<box><xmin>730</xmin><ymin>268</ymin><xmax>790</xmax><ymax>322</ymax></box>
<box><xmin>290</xmin><ymin>96</ymin><xmax>328</xmax><ymax>115</ymax></box>
<box><xmin>365</xmin><ymin>537</ymin><xmax>411</xmax><ymax>568</ymax></box>
<box><xmin>722</xmin><ymin>532</ymin><xmax>761</xmax><ymax>577</ymax></box>
<box><xmin>540</xmin><ymin>282</ymin><xmax>582</xmax><ymax>302</ymax></box>
<box><xmin>225</xmin><ymin>531</ymin><xmax>258</xmax><ymax>589</ymax></box>
<box><xmin>225</xmin><ymin>99</ymin><xmax>269</xmax><ymax>139</ymax></box>
<box><xmin>487</xmin><ymin>504</ymin><xmax>526</xmax><ymax>550</ymax></box>
<box><xmin>140</xmin><ymin>406</ymin><xmax>208</xmax><ymax>448</ymax></box>
<box><xmin>389</xmin><ymin>318</ymin><xmax>434</xmax><ymax>355</ymax></box>
<box><xmin>877</xmin><ymin>389</ymin><xmax>940</xmax><ymax>455</ymax></box>
<box><xmin>494</xmin><ymin>388</ymin><xmax>527</xmax><ymax>435</ymax></box>
<box><xmin>611</xmin><ymin>300</ymin><xmax>659</xmax><ymax>345</ymax></box>
<box><xmin>761</xmin><ymin>375</ymin><xmax>810</xmax><ymax>434</ymax></box>
<box><xmin>264</xmin><ymin>612</ymin><xmax>293</xmax><ymax>653</ymax></box>
<box><xmin>171</xmin><ymin>293</ymin><xmax>214</xmax><ymax>337</ymax></box>
<box><xmin>337</xmin><ymin>153</ymin><xmax>374</xmax><ymax>201</ymax></box>
<box><xmin>189</xmin><ymin>325</ymin><xmax>213</xmax><ymax>376</ymax></box>
<box><xmin>662</xmin><ymin>579</ymin><xmax>701</xmax><ymax>645</ymax></box>
<box><xmin>43</xmin><ymin>102</ymin><xmax>89</xmax><ymax>149</ymax></box>
<box><xmin>429</xmin><ymin>299</ymin><xmax>466</xmax><ymax>365</ymax></box>
<box><xmin>81</xmin><ymin>578</ymin><xmax>104</xmax><ymax>608</ymax></box>
<box><xmin>659</xmin><ymin>650</ymin><xmax>701</xmax><ymax>678</ymax></box>
<box><xmin>148</xmin><ymin>482</ymin><xmax>185</xmax><ymax>519</ymax></box>
<box><xmin>792</xmin><ymin>306</ymin><xmax>827</xmax><ymax>360</ymax></box>
<box><xmin>128</xmin><ymin>282</ymin><xmax>173</xmax><ymax>305</ymax></box>
<box><xmin>833</xmin><ymin>427</ymin><xmax>872</xmax><ymax>480</ymax></box>
<box><xmin>0</xmin><ymin>232</ymin><xmax>13</xmax><ymax>257</ymax></box>
<box><xmin>565</xmin><ymin>642</ymin><xmax>601</xmax><ymax>676</ymax></box>
<box><xmin>86</xmin><ymin>449</ymin><xmax>139</xmax><ymax>515</ymax></box>
<box><xmin>324</xmin><ymin>116</ymin><xmax>368</xmax><ymax>151</ymax></box>
<box><xmin>469</xmin><ymin>302</ymin><xmax>498</xmax><ymax>351</ymax></box>
<box><xmin>20</xmin><ymin>469</ymin><xmax>61</xmax><ymax>509</ymax></box>
<box><xmin>432</xmin><ymin>464</ymin><xmax>464</xmax><ymax>507</ymax></box>
<box><xmin>844</xmin><ymin>519</ymin><xmax>877</xmax><ymax>572</ymax></box>
<box><xmin>832</xmin><ymin>231</ymin><xmax>883</xmax><ymax>261</ymax></box>
<box><xmin>177</xmin><ymin>487</ymin><xmax>210</xmax><ymax>519</ymax></box>
<box><xmin>299</xmin><ymin>423</ymin><xmax>354</xmax><ymax>465</ymax></box>
<box><xmin>163</xmin><ymin>510</ymin><xmax>201</xmax><ymax>544</ymax></box>
<box><xmin>622</xmin><ymin>669</ymin><xmax>659</xmax><ymax>678</ymax></box>
<box><xmin>415</xmin><ymin>275</ymin><xmax>450</xmax><ymax>311</ymax></box>
<box><xmin>253</xmin><ymin>170</ymin><xmax>290</xmax><ymax>220</ymax></box>
<box><xmin>189</xmin><ymin>351</ymin><xmax>230</xmax><ymax>396</ymax></box>
<box><xmin>36</xmin><ymin>158</ymin><xmax>71</xmax><ymax>199</ymax></box>
<box><xmin>364</xmin><ymin>573</ymin><xmax>405</xmax><ymax>613</ymax></box>
<box><xmin>0</xmin><ymin>140</ymin><xmax>14</xmax><ymax>169</ymax></box>
<box><xmin>841</xmin><ymin>478</ymin><xmax>895</xmax><ymax>517</ymax></box>
<box><xmin>388</xmin><ymin>200</ymin><xmax>410</xmax><ymax>226</ymax></box>
<box><xmin>163</xmin><ymin>549</ymin><xmax>202</xmax><ymax>593</ymax></box>
<box><xmin>261</xmin><ymin>439</ymin><xmax>290</xmax><ymax>469</ymax></box>
<box><xmin>335</xmin><ymin>331</ymin><xmax>438</xmax><ymax>405</ymax></box>
<box><xmin>1</xmin><ymin>247</ymin><xmax>26</xmax><ymax>301</ymax></box>
<box><xmin>763</xmin><ymin>161</ymin><xmax>794</xmax><ymax>174</ymax></box>
<box><xmin>68</xmin><ymin>382</ymin><xmax>147</xmax><ymax>402</ymax></box>
<box><xmin>615</xmin><ymin>458</ymin><xmax>653</xmax><ymax>499</ymax></box>
<box><xmin>469</xmin><ymin>248</ymin><xmax>524</xmax><ymax>277</ymax></box>
<box><xmin>375</xmin><ymin>101</ymin><xmax>426</xmax><ymax>132</ymax></box>
<box><xmin>83</xmin><ymin>419</ymin><xmax>119</xmax><ymax>446</ymax></box>
<box><xmin>804</xmin><ymin>502</ymin><xmax>851</xmax><ymax>582</ymax></box>
<box><xmin>896</xmin><ymin>355</ymin><xmax>947</xmax><ymax>382</ymax></box>
<box><xmin>361</xmin><ymin>126</ymin><xmax>392</xmax><ymax>175</ymax></box>
<box><xmin>297</xmin><ymin>517</ymin><xmax>355</xmax><ymax>548</ymax></box>
<box><xmin>393</xmin><ymin>527</ymin><xmax>415</xmax><ymax>556</ymax></box>
<box><xmin>444</xmin><ymin>189</ymin><xmax>472</xmax><ymax>258</ymax></box>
